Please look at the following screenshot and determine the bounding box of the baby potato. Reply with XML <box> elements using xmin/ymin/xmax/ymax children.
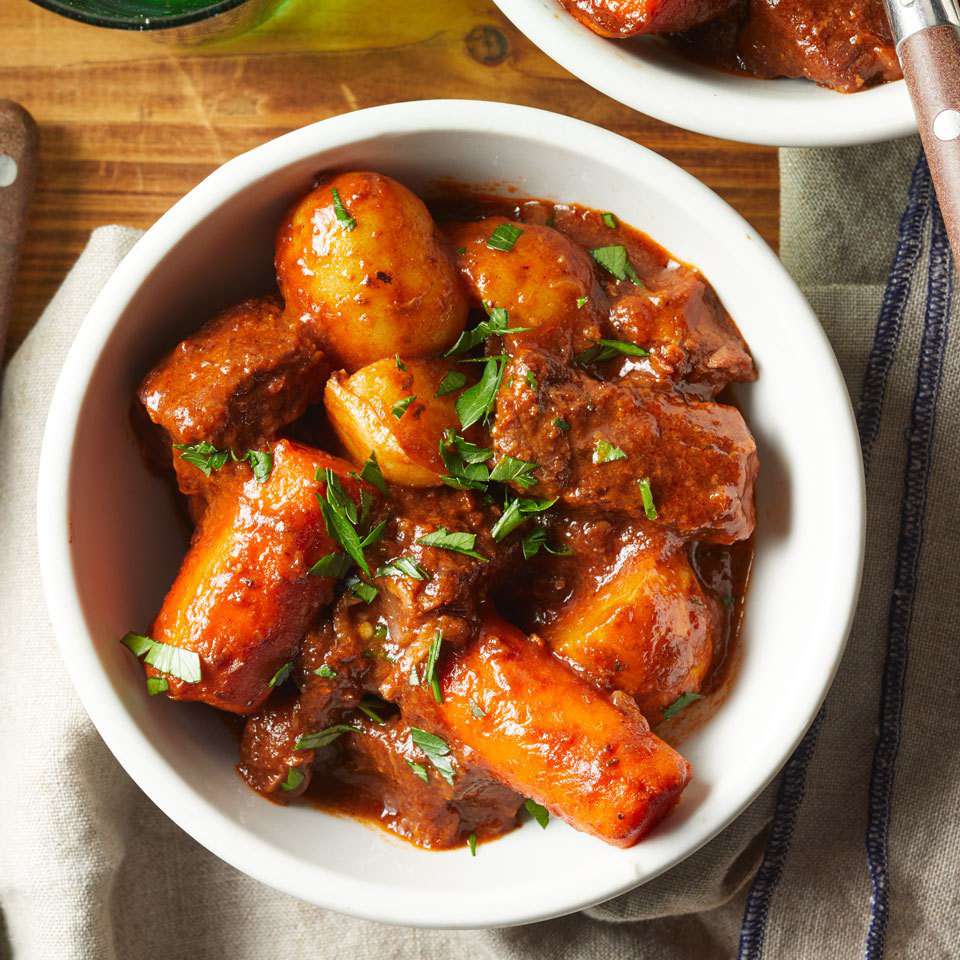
<box><xmin>444</xmin><ymin>216</ymin><xmax>604</xmax><ymax>355</ymax></box>
<box><xmin>325</xmin><ymin>358</ymin><xmax>468</xmax><ymax>486</ymax></box>
<box><xmin>543</xmin><ymin>541</ymin><xmax>718</xmax><ymax>720</ymax></box>
<box><xmin>276</xmin><ymin>171</ymin><xmax>468</xmax><ymax>371</ymax></box>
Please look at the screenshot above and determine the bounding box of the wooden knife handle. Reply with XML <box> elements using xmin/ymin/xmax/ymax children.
<box><xmin>0</xmin><ymin>100</ymin><xmax>38</xmax><ymax>358</ymax></box>
<box><xmin>900</xmin><ymin>24</ymin><xmax>960</xmax><ymax>259</ymax></box>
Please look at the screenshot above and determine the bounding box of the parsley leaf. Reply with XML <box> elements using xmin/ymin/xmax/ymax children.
<box><xmin>423</xmin><ymin>630</ymin><xmax>444</xmax><ymax>704</ymax></box>
<box><xmin>417</xmin><ymin>527</ymin><xmax>488</xmax><ymax>562</ymax></box>
<box><xmin>410</xmin><ymin>727</ymin><xmax>455</xmax><ymax>785</ymax></box>
<box><xmin>662</xmin><ymin>691</ymin><xmax>703</xmax><ymax>720</ymax></box>
<box><xmin>121</xmin><ymin>632</ymin><xmax>201</xmax><ymax>684</ymax></box>
<box><xmin>575</xmin><ymin>338</ymin><xmax>650</xmax><ymax>366</ymax></box>
<box><xmin>174</xmin><ymin>441</ymin><xmax>229</xmax><ymax>476</ymax></box>
<box><xmin>331</xmin><ymin>187</ymin><xmax>356</xmax><ymax>231</ymax></box>
<box><xmin>295</xmin><ymin>724</ymin><xmax>359</xmax><ymax>751</ymax></box>
<box><xmin>490</xmin><ymin>495</ymin><xmax>556</xmax><ymax>542</ymax></box>
<box><xmin>520</xmin><ymin>528</ymin><xmax>573</xmax><ymax>560</ymax></box>
<box><xmin>590</xmin><ymin>244</ymin><xmax>643</xmax><ymax>285</ymax></box>
<box><xmin>309</xmin><ymin>552</ymin><xmax>354</xmax><ymax>579</ymax></box>
<box><xmin>638</xmin><ymin>477</ymin><xmax>658</xmax><ymax>520</ymax></box>
<box><xmin>395</xmin><ymin>355</ymin><xmax>407</xmax><ymax>370</ymax></box>
<box><xmin>553</xmin><ymin>417</ymin><xmax>571</xmax><ymax>432</ymax></box>
<box><xmin>358</xmin><ymin>697</ymin><xmax>387</xmax><ymax>724</ymax></box>
<box><xmin>376</xmin><ymin>556</ymin><xmax>431</xmax><ymax>580</ymax></box>
<box><xmin>146</xmin><ymin>677</ymin><xmax>169</xmax><ymax>696</ymax></box>
<box><xmin>352</xmin><ymin>451</ymin><xmax>388</xmax><ymax>495</ymax></box>
<box><xmin>593</xmin><ymin>439</ymin><xmax>627</xmax><ymax>464</ymax></box>
<box><xmin>317</xmin><ymin>469</ymin><xmax>372</xmax><ymax>575</ymax></box>
<box><xmin>456</xmin><ymin>356</ymin><xmax>505</xmax><ymax>429</ymax></box>
<box><xmin>444</xmin><ymin>303</ymin><xmax>529</xmax><ymax>358</ymax></box>
<box><xmin>436</xmin><ymin>370</ymin><xmax>468</xmax><ymax>397</ymax></box>
<box><xmin>489</xmin><ymin>455</ymin><xmax>538</xmax><ymax>490</ymax></box>
<box><xmin>315</xmin><ymin>664</ymin><xmax>337</xmax><ymax>679</ymax></box>
<box><xmin>407</xmin><ymin>760</ymin><xmax>429</xmax><ymax>783</ymax></box>
<box><xmin>576</xmin><ymin>296</ymin><xmax>588</xmax><ymax>309</ymax></box>
<box><xmin>268</xmin><ymin>660</ymin><xmax>294</xmax><ymax>688</ymax></box>
<box><xmin>244</xmin><ymin>449</ymin><xmax>273</xmax><ymax>483</ymax></box>
<box><xmin>525</xmin><ymin>369</ymin><xmax>539</xmax><ymax>391</ymax></box>
<box><xmin>280</xmin><ymin>767</ymin><xmax>305</xmax><ymax>792</ymax></box>
<box><xmin>467</xmin><ymin>833</ymin><xmax>478</xmax><ymax>856</ymax></box>
<box><xmin>392</xmin><ymin>395</ymin><xmax>416</xmax><ymax>419</ymax></box>
<box><xmin>524</xmin><ymin>798</ymin><xmax>550</xmax><ymax>829</ymax></box>
<box><xmin>487</xmin><ymin>222</ymin><xmax>524</xmax><ymax>252</ymax></box>
<box><xmin>601</xmin><ymin>211</ymin><xmax>618</xmax><ymax>229</ymax></box>
<box><xmin>345</xmin><ymin>575</ymin><xmax>378</xmax><ymax>604</ymax></box>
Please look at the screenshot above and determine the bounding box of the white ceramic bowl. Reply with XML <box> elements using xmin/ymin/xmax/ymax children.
<box><xmin>37</xmin><ymin>100</ymin><xmax>864</xmax><ymax>928</ymax></box>
<box><xmin>494</xmin><ymin>0</ymin><xmax>914</xmax><ymax>146</ymax></box>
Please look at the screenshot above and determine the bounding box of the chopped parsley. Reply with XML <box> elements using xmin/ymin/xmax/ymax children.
<box><xmin>280</xmin><ymin>767</ymin><xmax>305</xmax><ymax>792</ymax></box>
<box><xmin>467</xmin><ymin>833</ymin><xmax>478</xmax><ymax>856</ymax></box>
<box><xmin>525</xmin><ymin>369</ymin><xmax>539</xmax><ymax>391</ymax></box>
<box><xmin>309</xmin><ymin>552</ymin><xmax>354</xmax><ymax>579</ymax></box>
<box><xmin>553</xmin><ymin>417</ymin><xmax>571</xmax><ymax>432</ymax></box>
<box><xmin>663</xmin><ymin>691</ymin><xmax>703</xmax><ymax>720</ymax></box>
<box><xmin>268</xmin><ymin>660</ymin><xmax>294</xmax><ymax>688</ymax></box>
<box><xmin>345</xmin><ymin>574</ymin><xmax>378</xmax><ymax>604</ymax></box>
<box><xmin>575</xmin><ymin>338</ymin><xmax>649</xmax><ymax>366</ymax></box>
<box><xmin>456</xmin><ymin>355</ymin><xmax>506</xmax><ymax>429</ymax></box>
<box><xmin>174</xmin><ymin>442</ymin><xmax>272</xmax><ymax>482</ymax></box>
<box><xmin>488</xmin><ymin>455</ymin><xmax>539</xmax><ymax>490</ymax></box>
<box><xmin>491</xmin><ymin>495</ymin><xmax>556</xmax><ymax>542</ymax></box>
<box><xmin>376</xmin><ymin>556</ymin><xmax>431</xmax><ymax>581</ymax></box>
<box><xmin>417</xmin><ymin>527</ymin><xmax>488</xmax><ymax>562</ymax></box>
<box><xmin>146</xmin><ymin>677</ymin><xmax>169</xmax><ymax>696</ymax></box>
<box><xmin>593</xmin><ymin>439</ymin><xmax>627</xmax><ymax>464</ymax></box>
<box><xmin>439</xmin><ymin>430</ymin><xmax>494</xmax><ymax>490</ymax></box>
<box><xmin>407</xmin><ymin>760</ymin><xmax>429</xmax><ymax>783</ymax></box>
<box><xmin>317</xmin><ymin>468</ymin><xmax>380</xmax><ymax>576</ymax></box>
<box><xmin>331</xmin><ymin>186</ymin><xmax>356</xmax><ymax>231</ymax></box>
<box><xmin>524</xmin><ymin>798</ymin><xmax>550</xmax><ymax>829</ymax></box>
<box><xmin>351</xmin><ymin>451</ymin><xmax>388</xmax><ymax>496</ymax></box>
<box><xmin>576</xmin><ymin>296</ymin><xmax>588</xmax><ymax>310</ymax></box>
<box><xmin>590</xmin><ymin>244</ymin><xmax>643</xmax><ymax>285</ymax></box>
<box><xmin>435</xmin><ymin>370</ymin><xmax>467</xmax><ymax>397</ymax></box>
<box><xmin>392</xmin><ymin>395</ymin><xmax>416</xmax><ymax>419</ymax></box>
<box><xmin>315</xmin><ymin>664</ymin><xmax>337</xmax><ymax>679</ymax></box>
<box><xmin>423</xmin><ymin>630</ymin><xmax>444</xmax><ymax>704</ymax></box>
<box><xmin>358</xmin><ymin>697</ymin><xmax>386</xmax><ymax>725</ymax></box>
<box><xmin>487</xmin><ymin>222</ymin><xmax>524</xmax><ymax>252</ymax></box>
<box><xmin>121</xmin><ymin>632</ymin><xmax>201</xmax><ymax>684</ymax></box>
<box><xmin>444</xmin><ymin>303</ymin><xmax>529</xmax><ymax>358</ymax></box>
<box><xmin>638</xmin><ymin>477</ymin><xmax>658</xmax><ymax>520</ymax></box>
<box><xmin>601</xmin><ymin>211</ymin><xmax>618</xmax><ymax>230</ymax></box>
<box><xmin>295</xmin><ymin>724</ymin><xmax>359</xmax><ymax>751</ymax></box>
<box><xmin>395</xmin><ymin>355</ymin><xmax>407</xmax><ymax>370</ymax></box>
<box><xmin>410</xmin><ymin>727</ymin><xmax>455</xmax><ymax>785</ymax></box>
<box><xmin>521</xmin><ymin>527</ymin><xmax>573</xmax><ymax>560</ymax></box>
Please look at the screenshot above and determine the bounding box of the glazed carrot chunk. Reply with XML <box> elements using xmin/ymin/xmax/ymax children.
<box><xmin>146</xmin><ymin>440</ymin><xmax>368</xmax><ymax>714</ymax></box>
<box><xmin>434</xmin><ymin>615</ymin><xmax>691</xmax><ymax>846</ymax></box>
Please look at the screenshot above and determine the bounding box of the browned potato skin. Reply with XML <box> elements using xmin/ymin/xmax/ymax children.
<box><xmin>148</xmin><ymin>440</ymin><xmax>370</xmax><ymax>715</ymax></box>
<box><xmin>542</xmin><ymin>540</ymin><xmax>718</xmax><ymax>719</ymax></box>
<box><xmin>444</xmin><ymin>216</ymin><xmax>605</xmax><ymax>356</ymax></box>
<box><xmin>276</xmin><ymin>171</ymin><xmax>468</xmax><ymax>371</ymax></box>
<box><xmin>560</xmin><ymin>0</ymin><xmax>735</xmax><ymax>36</ymax></box>
<box><xmin>324</xmin><ymin>358</ymin><xmax>470</xmax><ymax>485</ymax></box>
<box><xmin>427</xmin><ymin>614</ymin><xmax>692</xmax><ymax>847</ymax></box>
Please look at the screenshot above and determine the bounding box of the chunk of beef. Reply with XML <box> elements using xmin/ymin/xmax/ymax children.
<box><xmin>609</xmin><ymin>269</ymin><xmax>755</xmax><ymax>396</ymax></box>
<box><xmin>138</xmin><ymin>296</ymin><xmax>328</xmax><ymax>495</ymax></box>
<box><xmin>492</xmin><ymin>348</ymin><xmax>758</xmax><ymax>543</ymax></box>
<box><xmin>328</xmin><ymin>716</ymin><xmax>523</xmax><ymax>848</ymax></box>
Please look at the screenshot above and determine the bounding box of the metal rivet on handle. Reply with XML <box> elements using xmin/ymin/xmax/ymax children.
<box><xmin>0</xmin><ymin>154</ymin><xmax>17</xmax><ymax>188</ymax></box>
<box><xmin>933</xmin><ymin>109</ymin><xmax>960</xmax><ymax>141</ymax></box>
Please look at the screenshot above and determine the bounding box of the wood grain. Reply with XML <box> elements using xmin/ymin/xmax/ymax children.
<box><xmin>0</xmin><ymin>0</ymin><xmax>777</xmax><ymax>358</ymax></box>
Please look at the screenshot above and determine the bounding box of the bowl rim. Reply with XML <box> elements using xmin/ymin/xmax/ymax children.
<box><xmin>36</xmin><ymin>98</ymin><xmax>865</xmax><ymax>928</ymax></box>
<box><xmin>492</xmin><ymin>0</ymin><xmax>915</xmax><ymax>147</ymax></box>
<box><xmin>28</xmin><ymin>0</ymin><xmax>250</xmax><ymax>30</ymax></box>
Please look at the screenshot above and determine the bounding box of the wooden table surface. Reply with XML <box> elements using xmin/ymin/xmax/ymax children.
<box><xmin>0</xmin><ymin>0</ymin><xmax>778</xmax><ymax>358</ymax></box>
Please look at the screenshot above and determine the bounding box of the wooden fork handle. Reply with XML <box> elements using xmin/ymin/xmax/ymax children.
<box><xmin>0</xmin><ymin>100</ymin><xmax>38</xmax><ymax>358</ymax></box>
<box><xmin>885</xmin><ymin>0</ymin><xmax>960</xmax><ymax>260</ymax></box>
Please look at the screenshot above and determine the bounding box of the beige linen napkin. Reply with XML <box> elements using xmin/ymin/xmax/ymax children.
<box><xmin>2</xmin><ymin>137</ymin><xmax>958</xmax><ymax>959</ymax></box>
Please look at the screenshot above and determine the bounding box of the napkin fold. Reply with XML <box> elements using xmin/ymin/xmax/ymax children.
<box><xmin>2</xmin><ymin>138</ymin><xmax>958</xmax><ymax>960</ymax></box>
